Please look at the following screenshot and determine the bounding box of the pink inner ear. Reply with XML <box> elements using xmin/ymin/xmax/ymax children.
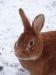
<box><xmin>32</xmin><ymin>14</ymin><xmax>45</xmax><ymax>34</ymax></box>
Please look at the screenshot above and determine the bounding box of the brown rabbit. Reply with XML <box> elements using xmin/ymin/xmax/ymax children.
<box><xmin>14</xmin><ymin>8</ymin><xmax>56</xmax><ymax>75</ymax></box>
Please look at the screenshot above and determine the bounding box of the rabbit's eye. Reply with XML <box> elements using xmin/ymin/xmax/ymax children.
<box><xmin>29</xmin><ymin>40</ymin><xmax>35</xmax><ymax>46</ymax></box>
<box><xmin>30</xmin><ymin>41</ymin><xmax>34</xmax><ymax>46</ymax></box>
<box><xmin>26</xmin><ymin>40</ymin><xmax>35</xmax><ymax>51</ymax></box>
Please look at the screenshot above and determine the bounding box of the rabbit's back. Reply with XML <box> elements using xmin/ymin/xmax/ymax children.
<box><xmin>41</xmin><ymin>31</ymin><xmax>56</xmax><ymax>75</ymax></box>
<box><xmin>42</xmin><ymin>31</ymin><xmax>56</xmax><ymax>54</ymax></box>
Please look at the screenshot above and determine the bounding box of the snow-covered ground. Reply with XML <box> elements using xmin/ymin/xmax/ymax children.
<box><xmin>0</xmin><ymin>0</ymin><xmax>56</xmax><ymax>75</ymax></box>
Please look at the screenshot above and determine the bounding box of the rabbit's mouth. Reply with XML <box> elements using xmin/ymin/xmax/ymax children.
<box><xmin>17</xmin><ymin>53</ymin><xmax>42</xmax><ymax>61</ymax></box>
<box><xmin>18</xmin><ymin>56</ymin><xmax>37</xmax><ymax>60</ymax></box>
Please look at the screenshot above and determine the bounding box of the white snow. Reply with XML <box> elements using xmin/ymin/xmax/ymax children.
<box><xmin>0</xmin><ymin>0</ymin><xmax>56</xmax><ymax>75</ymax></box>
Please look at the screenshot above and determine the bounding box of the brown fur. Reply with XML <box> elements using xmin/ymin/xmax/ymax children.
<box><xmin>14</xmin><ymin>8</ymin><xmax>56</xmax><ymax>75</ymax></box>
<box><xmin>19</xmin><ymin>31</ymin><xmax>56</xmax><ymax>75</ymax></box>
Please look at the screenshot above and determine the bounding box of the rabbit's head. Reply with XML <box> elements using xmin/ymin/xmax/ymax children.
<box><xmin>14</xmin><ymin>8</ymin><xmax>45</xmax><ymax>60</ymax></box>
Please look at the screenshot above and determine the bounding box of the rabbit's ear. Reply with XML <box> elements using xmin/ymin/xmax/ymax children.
<box><xmin>32</xmin><ymin>14</ymin><xmax>45</xmax><ymax>35</ymax></box>
<box><xmin>19</xmin><ymin>8</ymin><xmax>31</xmax><ymax>31</ymax></box>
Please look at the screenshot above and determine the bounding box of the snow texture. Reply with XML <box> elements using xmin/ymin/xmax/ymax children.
<box><xmin>0</xmin><ymin>0</ymin><xmax>56</xmax><ymax>75</ymax></box>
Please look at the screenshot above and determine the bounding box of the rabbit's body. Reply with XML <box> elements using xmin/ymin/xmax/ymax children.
<box><xmin>14</xmin><ymin>8</ymin><xmax>56</xmax><ymax>75</ymax></box>
<box><xmin>20</xmin><ymin>31</ymin><xmax>56</xmax><ymax>75</ymax></box>
<box><xmin>42</xmin><ymin>31</ymin><xmax>56</xmax><ymax>56</ymax></box>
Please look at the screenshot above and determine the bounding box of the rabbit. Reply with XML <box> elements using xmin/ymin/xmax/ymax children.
<box><xmin>14</xmin><ymin>8</ymin><xmax>56</xmax><ymax>75</ymax></box>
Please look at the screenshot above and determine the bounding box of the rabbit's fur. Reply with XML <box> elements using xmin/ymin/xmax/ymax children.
<box><xmin>14</xmin><ymin>8</ymin><xmax>56</xmax><ymax>75</ymax></box>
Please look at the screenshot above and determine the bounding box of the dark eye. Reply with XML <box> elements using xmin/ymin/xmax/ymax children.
<box><xmin>30</xmin><ymin>40</ymin><xmax>35</xmax><ymax>46</ymax></box>
<box><xmin>26</xmin><ymin>40</ymin><xmax>35</xmax><ymax>51</ymax></box>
